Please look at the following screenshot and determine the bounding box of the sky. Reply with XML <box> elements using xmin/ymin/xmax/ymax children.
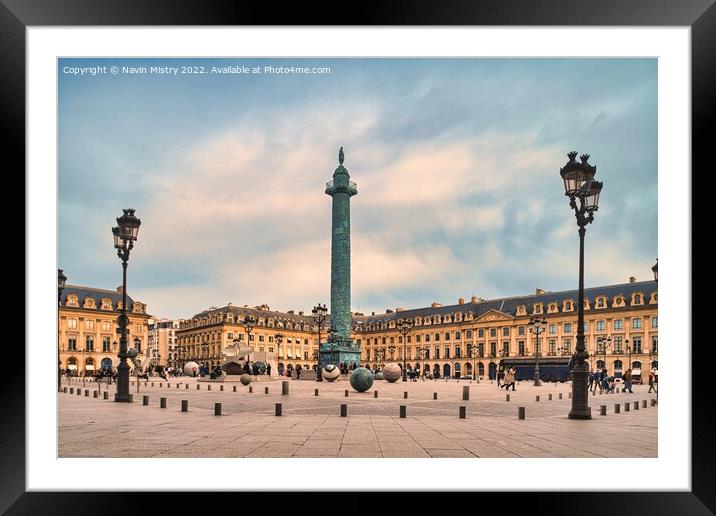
<box><xmin>58</xmin><ymin>58</ymin><xmax>657</xmax><ymax>320</ymax></box>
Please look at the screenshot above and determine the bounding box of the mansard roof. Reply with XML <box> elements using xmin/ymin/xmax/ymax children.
<box><xmin>60</xmin><ymin>284</ymin><xmax>136</xmax><ymax>310</ymax></box>
<box><xmin>355</xmin><ymin>280</ymin><xmax>657</xmax><ymax>325</ymax></box>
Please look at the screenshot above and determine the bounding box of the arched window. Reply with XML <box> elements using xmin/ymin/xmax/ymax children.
<box><xmin>631</xmin><ymin>293</ymin><xmax>644</xmax><ymax>305</ymax></box>
<box><xmin>478</xmin><ymin>362</ymin><xmax>485</xmax><ymax>376</ymax></box>
<box><xmin>613</xmin><ymin>360</ymin><xmax>623</xmax><ymax>372</ymax></box>
<box><xmin>632</xmin><ymin>360</ymin><xmax>642</xmax><ymax>370</ymax></box>
<box><xmin>596</xmin><ymin>360</ymin><xmax>605</xmax><ymax>369</ymax></box>
<box><xmin>443</xmin><ymin>363</ymin><xmax>451</xmax><ymax>378</ymax></box>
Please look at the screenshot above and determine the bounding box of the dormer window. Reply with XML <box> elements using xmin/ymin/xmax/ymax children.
<box><xmin>613</xmin><ymin>296</ymin><xmax>625</xmax><ymax>307</ymax></box>
<box><xmin>415</xmin><ymin>317</ymin><xmax>422</xmax><ymax>325</ymax></box>
<box><xmin>563</xmin><ymin>300</ymin><xmax>574</xmax><ymax>312</ymax></box>
<box><xmin>83</xmin><ymin>297</ymin><xmax>96</xmax><ymax>309</ymax></box>
<box><xmin>584</xmin><ymin>299</ymin><xmax>591</xmax><ymax>310</ymax></box>
<box><xmin>516</xmin><ymin>305</ymin><xmax>527</xmax><ymax>316</ymax></box>
<box><xmin>533</xmin><ymin>303</ymin><xmax>543</xmax><ymax>314</ymax></box>
<box><xmin>100</xmin><ymin>299</ymin><xmax>113</xmax><ymax>311</ymax></box>
<box><xmin>595</xmin><ymin>297</ymin><xmax>607</xmax><ymax>309</ymax></box>
<box><xmin>631</xmin><ymin>293</ymin><xmax>644</xmax><ymax>305</ymax></box>
<box><xmin>547</xmin><ymin>303</ymin><xmax>558</xmax><ymax>313</ymax></box>
<box><xmin>649</xmin><ymin>292</ymin><xmax>658</xmax><ymax>304</ymax></box>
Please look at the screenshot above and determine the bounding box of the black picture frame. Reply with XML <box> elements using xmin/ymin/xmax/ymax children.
<box><xmin>5</xmin><ymin>0</ymin><xmax>710</xmax><ymax>513</ymax></box>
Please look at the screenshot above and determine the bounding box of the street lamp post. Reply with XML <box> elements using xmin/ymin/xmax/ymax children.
<box><xmin>112</xmin><ymin>208</ymin><xmax>141</xmax><ymax>403</ymax></box>
<box><xmin>274</xmin><ymin>333</ymin><xmax>284</xmax><ymax>375</ymax></box>
<box><xmin>420</xmin><ymin>346</ymin><xmax>429</xmax><ymax>381</ymax></box>
<box><xmin>560</xmin><ymin>151</ymin><xmax>602</xmax><ymax>419</ymax></box>
<box><xmin>312</xmin><ymin>303</ymin><xmax>328</xmax><ymax>379</ymax></box>
<box><xmin>397</xmin><ymin>319</ymin><xmax>414</xmax><ymax>382</ymax></box>
<box><xmin>387</xmin><ymin>344</ymin><xmax>396</xmax><ymax>362</ymax></box>
<box><xmin>528</xmin><ymin>315</ymin><xmax>547</xmax><ymax>386</ymax></box>
<box><xmin>58</xmin><ymin>269</ymin><xmax>67</xmax><ymax>392</ymax></box>
<box><xmin>625</xmin><ymin>339</ymin><xmax>632</xmax><ymax>371</ymax></box>
<box><xmin>652</xmin><ymin>259</ymin><xmax>658</xmax><ymax>282</ymax></box>
<box><xmin>242</xmin><ymin>315</ymin><xmax>256</xmax><ymax>364</ymax></box>
<box><xmin>597</xmin><ymin>336</ymin><xmax>612</xmax><ymax>372</ymax></box>
<box><xmin>468</xmin><ymin>345</ymin><xmax>479</xmax><ymax>383</ymax></box>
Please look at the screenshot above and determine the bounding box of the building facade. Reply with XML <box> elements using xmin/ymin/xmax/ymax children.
<box><xmin>59</xmin><ymin>285</ymin><xmax>151</xmax><ymax>376</ymax></box>
<box><xmin>176</xmin><ymin>278</ymin><xmax>657</xmax><ymax>380</ymax></box>
<box><xmin>147</xmin><ymin>318</ymin><xmax>184</xmax><ymax>369</ymax></box>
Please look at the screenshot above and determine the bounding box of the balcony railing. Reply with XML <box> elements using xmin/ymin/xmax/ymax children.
<box><xmin>325</xmin><ymin>180</ymin><xmax>357</xmax><ymax>191</ymax></box>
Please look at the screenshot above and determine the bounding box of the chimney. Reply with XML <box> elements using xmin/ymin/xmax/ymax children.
<box><xmin>298</xmin><ymin>311</ymin><xmax>304</xmax><ymax>316</ymax></box>
<box><xmin>629</xmin><ymin>276</ymin><xmax>636</xmax><ymax>283</ymax></box>
<box><xmin>431</xmin><ymin>302</ymin><xmax>442</xmax><ymax>308</ymax></box>
<box><xmin>371</xmin><ymin>312</ymin><xmax>375</xmax><ymax>316</ymax></box>
<box><xmin>116</xmin><ymin>286</ymin><xmax>124</xmax><ymax>294</ymax></box>
<box><xmin>287</xmin><ymin>310</ymin><xmax>294</xmax><ymax>314</ymax></box>
<box><xmin>458</xmin><ymin>298</ymin><xmax>465</xmax><ymax>305</ymax></box>
<box><xmin>536</xmin><ymin>288</ymin><xmax>545</xmax><ymax>295</ymax></box>
<box><xmin>471</xmin><ymin>296</ymin><xmax>479</xmax><ymax>303</ymax></box>
<box><xmin>386</xmin><ymin>309</ymin><xmax>394</xmax><ymax>314</ymax></box>
<box><xmin>395</xmin><ymin>307</ymin><xmax>404</xmax><ymax>312</ymax></box>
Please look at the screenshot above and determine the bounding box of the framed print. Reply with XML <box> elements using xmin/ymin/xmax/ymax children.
<box><xmin>7</xmin><ymin>0</ymin><xmax>712</xmax><ymax>512</ymax></box>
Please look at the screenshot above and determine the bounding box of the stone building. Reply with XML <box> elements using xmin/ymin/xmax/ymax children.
<box><xmin>58</xmin><ymin>284</ymin><xmax>151</xmax><ymax>376</ymax></box>
<box><xmin>176</xmin><ymin>277</ymin><xmax>657</xmax><ymax>381</ymax></box>
<box><xmin>147</xmin><ymin>318</ymin><xmax>184</xmax><ymax>369</ymax></box>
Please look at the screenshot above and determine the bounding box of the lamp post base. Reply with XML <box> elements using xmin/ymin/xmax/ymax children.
<box><xmin>114</xmin><ymin>393</ymin><xmax>132</xmax><ymax>403</ymax></box>
<box><xmin>568</xmin><ymin>407</ymin><xmax>592</xmax><ymax>419</ymax></box>
<box><xmin>569</xmin><ymin>362</ymin><xmax>592</xmax><ymax>419</ymax></box>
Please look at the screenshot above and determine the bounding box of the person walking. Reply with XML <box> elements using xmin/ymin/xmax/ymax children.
<box><xmin>296</xmin><ymin>364</ymin><xmax>302</xmax><ymax>380</ymax></box>
<box><xmin>266</xmin><ymin>363</ymin><xmax>272</xmax><ymax>377</ymax></box>
<box><xmin>502</xmin><ymin>368</ymin><xmax>516</xmax><ymax>391</ymax></box>
<box><xmin>588</xmin><ymin>370</ymin><xmax>595</xmax><ymax>391</ymax></box>
<box><xmin>497</xmin><ymin>369</ymin><xmax>504</xmax><ymax>388</ymax></box>
<box><xmin>622</xmin><ymin>368</ymin><xmax>634</xmax><ymax>393</ymax></box>
<box><xmin>648</xmin><ymin>371</ymin><xmax>657</xmax><ymax>393</ymax></box>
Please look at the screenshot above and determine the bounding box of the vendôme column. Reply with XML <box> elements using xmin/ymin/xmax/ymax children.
<box><xmin>322</xmin><ymin>147</ymin><xmax>361</xmax><ymax>367</ymax></box>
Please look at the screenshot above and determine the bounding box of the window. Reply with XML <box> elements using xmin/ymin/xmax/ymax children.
<box><xmin>68</xmin><ymin>337</ymin><xmax>77</xmax><ymax>351</ymax></box>
<box><xmin>425</xmin><ymin>334</ymin><xmax>430</xmax><ymax>342</ymax></box>
<box><xmin>502</xmin><ymin>327</ymin><xmax>509</xmax><ymax>337</ymax></box>
<box><xmin>581</xmin><ymin>321</ymin><xmax>588</xmax><ymax>333</ymax></box>
<box><xmin>651</xmin><ymin>336</ymin><xmax>658</xmax><ymax>354</ymax></box>
<box><xmin>632</xmin><ymin>336</ymin><xmax>642</xmax><ymax>354</ymax></box>
<box><xmin>651</xmin><ymin>316</ymin><xmax>658</xmax><ymax>328</ymax></box>
<box><xmin>67</xmin><ymin>318</ymin><xmax>78</xmax><ymax>329</ymax></box>
<box><xmin>432</xmin><ymin>333</ymin><xmax>439</xmax><ymax>341</ymax></box>
<box><xmin>490</xmin><ymin>342</ymin><xmax>497</xmax><ymax>357</ymax></box>
<box><xmin>465</xmin><ymin>330</ymin><xmax>472</xmax><ymax>339</ymax></box>
<box><xmin>613</xmin><ymin>336</ymin><xmax>623</xmax><ymax>353</ymax></box>
<box><xmin>416</xmin><ymin>335</ymin><xmax>421</xmax><ymax>343</ymax></box>
<box><xmin>101</xmin><ymin>321</ymin><xmax>110</xmax><ymax>331</ymax></box>
<box><xmin>518</xmin><ymin>341</ymin><xmax>525</xmax><ymax>356</ymax></box>
<box><xmin>102</xmin><ymin>336</ymin><xmax>110</xmax><ymax>352</ymax></box>
<box><xmin>444</xmin><ymin>347</ymin><xmax>451</xmax><ymax>359</ymax></box>
<box><xmin>382</xmin><ymin>337</ymin><xmax>386</xmax><ymax>345</ymax></box>
<box><xmin>502</xmin><ymin>342</ymin><xmax>509</xmax><ymax>356</ymax></box>
<box><xmin>549</xmin><ymin>324</ymin><xmax>556</xmax><ymax>334</ymax></box>
<box><xmin>398</xmin><ymin>336</ymin><xmax>402</xmax><ymax>344</ymax></box>
<box><xmin>518</xmin><ymin>326</ymin><xmax>525</xmax><ymax>336</ymax></box>
<box><xmin>390</xmin><ymin>337</ymin><xmax>394</xmax><ymax>344</ymax></box>
<box><xmin>632</xmin><ymin>318</ymin><xmax>642</xmax><ymax>329</ymax></box>
<box><xmin>85</xmin><ymin>319</ymin><xmax>95</xmax><ymax>331</ymax></box>
<box><xmin>455</xmin><ymin>345</ymin><xmax>461</xmax><ymax>358</ymax></box>
<box><xmin>548</xmin><ymin>339</ymin><xmax>556</xmax><ymax>355</ymax></box>
<box><xmin>86</xmin><ymin>335</ymin><xmax>94</xmax><ymax>352</ymax></box>
<box><xmin>564</xmin><ymin>323</ymin><xmax>573</xmax><ymax>333</ymax></box>
<box><xmin>259</xmin><ymin>335</ymin><xmax>265</xmax><ymax>342</ymax></box>
<box><xmin>478</xmin><ymin>329</ymin><xmax>484</xmax><ymax>338</ymax></box>
<box><xmin>490</xmin><ymin>328</ymin><xmax>497</xmax><ymax>338</ymax></box>
<box><xmin>304</xmin><ymin>351</ymin><xmax>308</xmax><ymax>360</ymax></box>
<box><xmin>455</xmin><ymin>331</ymin><xmax>461</xmax><ymax>340</ymax></box>
<box><xmin>356</xmin><ymin>339</ymin><xmax>361</xmax><ymax>346</ymax></box>
<box><xmin>478</xmin><ymin>343</ymin><xmax>484</xmax><ymax>357</ymax></box>
<box><xmin>596</xmin><ymin>320</ymin><xmax>605</xmax><ymax>331</ymax></box>
<box><xmin>564</xmin><ymin>301</ymin><xmax>573</xmax><ymax>311</ymax></box>
<box><xmin>434</xmin><ymin>348</ymin><xmax>440</xmax><ymax>360</ymax></box>
<box><xmin>562</xmin><ymin>338</ymin><xmax>572</xmax><ymax>354</ymax></box>
<box><xmin>614</xmin><ymin>319</ymin><xmax>623</xmax><ymax>330</ymax></box>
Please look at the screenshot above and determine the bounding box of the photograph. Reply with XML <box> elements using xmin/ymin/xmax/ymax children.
<box><xmin>56</xmin><ymin>56</ymin><xmax>659</xmax><ymax>460</ymax></box>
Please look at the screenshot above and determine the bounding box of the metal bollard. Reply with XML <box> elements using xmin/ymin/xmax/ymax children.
<box><xmin>70</xmin><ymin>388</ymin><xmax>74</xmax><ymax>394</ymax></box>
<box><xmin>186</xmin><ymin>384</ymin><xmax>189</xmax><ymax>389</ymax></box>
<box><xmin>634</xmin><ymin>401</ymin><xmax>639</xmax><ymax>410</ymax></box>
<box><xmin>197</xmin><ymin>384</ymin><xmax>200</xmax><ymax>390</ymax></box>
<box><xmin>282</xmin><ymin>381</ymin><xmax>289</xmax><ymax>395</ymax></box>
<box><xmin>249</xmin><ymin>386</ymin><xmax>253</xmax><ymax>393</ymax></box>
<box><xmin>625</xmin><ymin>403</ymin><xmax>630</xmax><ymax>412</ymax></box>
<box><xmin>399</xmin><ymin>405</ymin><xmax>406</xmax><ymax>418</ymax></box>
<box><xmin>159</xmin><ymin>383</ymin><xmax>163</xmax><ymax>388</ymax></box>
<box><xmin>151</xmin><ymin>382</ymin><xmax>154</xmax><ymax>387</ymax></box>
<box><xmin>535</xmin><ymin>395</ymin><xmax>540</xmax><ymax>402</ymax></box>
<box><xmin>181</xmin><ymin>400</ymin><xmax>188</xmax><ymax>412</ymax></box>
<box><xmin>103</xmin><ymin>391</ymin><xmax>108</xmax><ymax>400</ymax></box>
<box><xmin>518</xmin><ymin>407</ymin><xmax>525</xmax><ymax>419</ymax></box>
<box><xmin>340</xmin><ymin>404</ymin><xmax>347</xmax><ymax>417</ymax></box>
<box><xmin>265</xmin><ymin>387</ymin><xmax>269</xmax><ymax>394</ymax></box>
<box><xmin>433</xmin><ymin>392</ymin><xmax>438</xmax><ymax>400</ymax></box>
<box><xmin>506</xmin><ymin>394</ymin><xmax>511</xmax><ymax>402</ymax></box>
<box><xmin>548</xmin><ymin>394</ymin><xmax>552</xmax><ymax>401</ymax></box>
<box><xmin>220</xmin><ymin>385</ymin><xmax>224</xmax><ymax>391</ymax></box>
<box><xmin>275</xmin><ymin>403</ymin><xmax>282</xmax><ymax>416</ymax></box>
<box><xmin>642</xmin><ymin>400</ymin><xmax>647</xmax><ymax>408</ymax></box>
<box><xmin>614</xmin><ymin>403</ymin><xmax>621</xmax><ymax>413</ymax></box>
<box><xmin>559</xmin><ymin>393</ymin><xmax>563</xmax><ymax>399</ymax></box>
<box><xmin>233</xmin><ymin>386</ymin><xmax>237</xmax><ymax>392</ymax></box>
<box><xmin>160</xmin><ymin>397</ymin><xmax>166</xmax><ymax>408</ymax></box>
<box><xmin>214</xmin><ymin>403</ymin><xmax>221</xmax><ymax>416</ymax></box>
<box><xmin>462</xmin><ymin>386</ymin><xmax>469</xmax><ymax>401</ymax></box>
<box><xmin>600</xmin><ymin>405</ymin><xmax>607</xmax><ymax>416</ymax></box>
<box><xmin>315</xmin><ymin>389</ymin><xmax>319</xmax><ymax>396</ymax></box>
<box><xmin>77</xmin><ymin>389</ymin><xmax>80</xmax><ymax>396</ymax></box>
<box><xmin>345</xmin><ymin>390</ymin><xmax>349</xmax><ymax>397</ymax></box>
<box><xmin>63</xmin><ymin>387</ymin><xmax>67</xmax><ymax>393</ymax></box>
<box><xmin>128</xmin><ymin>394</ymin><xmax>133</xmax><ymax>403</ymax></box>
<box><xmin>85</xmin><ymin>390</ymin><xmax>89</xmax><ymax>397</ymax></box>
<box><xmin>459</xmin><ymin>406</ymin><xmax>466</xmax><ymax>419</ymax></box>
<box><xmin>374</xmin><ymin>391</ymin><xmax>378</xmax><ymax>398</ymax></box>
<box><xmin>143</xmin><ymin>395</ymin><xmax>149</xmax><ymax>406</ymax></box>
<box><xmin>651</xmin><ymin>399</ymin><xmax>657</xmax><ymax>406</ymax></box>
<box><xmin>93</xmin><ymin>391</ymin><xmax>98</xmax><ymax>398</ymax></box>
<box><xmin>404</xmin><ymin>392</ymin><xmax>408</xmax><ymax>399</ymax></box>
<box><xmin>568</xmin><ymin>392</ymin><xmax>572</xmax><ymax>399</ymax></box>
<box><xmin>176</xmin><ymin>384</ymin><xmax>180</xmax><ymax>389</ymax></box>
<box><xmin>208</xmin><ymin>385</ymin><xmax>211</xmax><ymax>391</ymax></box>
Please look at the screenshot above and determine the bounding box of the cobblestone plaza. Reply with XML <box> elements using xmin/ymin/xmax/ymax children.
<box><xmin>59</xmin><ymin>376</ymin><xmax>657</xmax><ymax>458</ymax></box>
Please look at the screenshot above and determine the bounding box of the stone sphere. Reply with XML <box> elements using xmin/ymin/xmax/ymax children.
<box><xmin>322</xmin><ymin>364</ymin><xmax>340</xmax><ymax>382</ymax></box>
<box><xmin>254</xmin><ymin>361</ymin><xmax>267</xmax><ymax>374</ymax></box>
<box><xmin>183</xmin><ymin>361</ymin><xmax>200</xmax><ymax>377</ymax></box>
<box><xmin>349</xmin><ymin>367</ymin><xmax>374</xmax><ymax>392</ymax></box>
<box><xmin>374</xmin><ymin>372</ymin><xmax>384</xmax><ymax>380</ymax></box>
<box><xmin>240</xmin><ymin>374</ymin><xmax>252</xmax><ymax>385</ymax></box>
<box><xmin>221</xmin><ymin>361</ymin><xmax>244</xmax><ymax>375</ymax></box>
<box><xmin>382</xmin><ymin>363</ymin><xmax>402</xmax><ymax>383</ymax></box>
